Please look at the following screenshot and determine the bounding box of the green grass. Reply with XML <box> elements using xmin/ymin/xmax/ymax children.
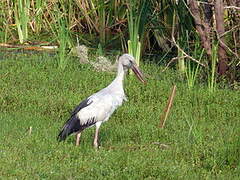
<box><xmin>0</xmin><ymin>52</ymin><xmax>240</xmax><ymax>179</ymax></box>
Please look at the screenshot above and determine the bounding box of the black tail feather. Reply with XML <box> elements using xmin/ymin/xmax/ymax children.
<box><xmin>57</xmin><ymin>115</ymin><xmax>81</xmax><ymax>142</ymax></box>
<box><xmin>57</xmin><ymin>98</ymin><xmax>96</xmax><ymax>142</ymax></box>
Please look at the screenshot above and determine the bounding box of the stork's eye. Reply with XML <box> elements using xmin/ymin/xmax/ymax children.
<box><xmin>129</xmin><ymin>60</ymin><xmax>133</xmax><ymax>67</ymax></box>
<box><xmin>123</xmin><ymin>60</ymin><xmax>133</xmax><ymax>68</ymax></box>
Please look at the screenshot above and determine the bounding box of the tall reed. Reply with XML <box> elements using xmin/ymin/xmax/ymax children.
<box><xmin>98</xmin><ymin>0</ymin><xmax>106</xmax><ymax>46</ymax></box>
<box><xmin>185</xmin><ymin>33</ymin><xmax>204</xmax><ymax>89</ymax></box>
<box><xmin>31</xmin><ymin>0</ymin><xmax>44</xmax><ymax>34</ymax></box>
<box><xmin>127</xmin><ymin>0</ymin><xmax>149</xmax><ymax>66</ymax></box>
<box><xmin>58</xmin><ymin>18</ymin><xmax>69</xmax><ymax>70</ymax></box>
<box><xmin>48</xmin><ymin>1</ymin><xmax>73</xmax><ymax>70</ymax></box>
<box><xmin>14</xmin><ymin>0</ymin><xmax>30</xmax><ymax>43</ymax></box>
<box><xmin>208</xmin><ymin>43</ymin><xmax>218</xmax><ymax>93</ymax></box>
<box><xmin>185</xmin><ymin>49</ymin><xmax>204</xmax><ymax>89</ymax></box>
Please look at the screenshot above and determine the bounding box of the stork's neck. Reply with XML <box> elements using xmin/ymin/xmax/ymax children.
<box><xmin>116</xmin><ymin>62</ymin><xmax>125</xmax><ymax>82</ymax></box>
<box><xmin>108</xmin><ymin>62</ymin><xmax>125</xmax><ymax>90</ymax></box>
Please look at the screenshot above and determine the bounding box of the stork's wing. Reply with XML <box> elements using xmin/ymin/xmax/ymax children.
<box><xmin>76</xmin><ymin>94</ymin><xmax>116</xmax><ymax>126</ymax></box>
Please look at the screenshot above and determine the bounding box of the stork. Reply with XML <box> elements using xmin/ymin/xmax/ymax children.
<box><xmin>57</xmin><ymin>54</ymin><xmax>146</xmax><ymax>148</ymax></box>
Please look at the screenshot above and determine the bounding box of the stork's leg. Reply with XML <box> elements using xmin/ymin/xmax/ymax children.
<box><xmin>93</xmin><ymin>122</ymin><xmax>102</xmax><ymax>148</ymax></box>
<box><xmin>76</xmin><ymin>132</ymin><xmax>81</xmax><ymax>146</ymax></box>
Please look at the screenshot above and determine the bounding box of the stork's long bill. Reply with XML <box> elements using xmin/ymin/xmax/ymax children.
<box><xmin>131</xmin><ymin>63</ymin><xmax>146</xmax><ymax>84</ymax></box>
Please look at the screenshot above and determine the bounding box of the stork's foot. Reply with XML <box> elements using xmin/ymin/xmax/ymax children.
<box><xmin>93</xmin><ymin>144</ymin><xmax>98</xmax><ymax>149</ymax></box>
<box><xmin>93</xmin><ymin>139</ymin><xmax>100</xmax><ymax>149</ymax></box>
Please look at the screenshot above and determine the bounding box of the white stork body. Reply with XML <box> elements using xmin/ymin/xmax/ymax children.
<box><xmin>57</xmin><ymin>54</ymin><xmax>145</xmax><ymax>148</ymax></box>
<box><xmin>78</xmin><ymin>63</ymin><xmax>127</xmax><ymax>125</ymax></box>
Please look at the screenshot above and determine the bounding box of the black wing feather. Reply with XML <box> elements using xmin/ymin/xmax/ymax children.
<box><xmin>57</xmin><ymin>98</ymin><xmax>93</xmax><ymax>141</ymax></box>
<box><xmin>71</xmin><ymin>98</ymin><xmax>92</xmax><ymax>117</ymax></box>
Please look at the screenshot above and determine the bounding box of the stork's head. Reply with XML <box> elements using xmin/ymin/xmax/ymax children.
<box><xmin>119</xmin><ymin>54</ymin><xmax>146</xmax><ymax>83</ymax></box>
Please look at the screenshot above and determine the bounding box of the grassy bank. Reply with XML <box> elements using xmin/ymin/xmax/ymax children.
<box><xmin>0</xmin><ymin>53</ymin><xmax>239</xmax><ymax>179</ymax></box>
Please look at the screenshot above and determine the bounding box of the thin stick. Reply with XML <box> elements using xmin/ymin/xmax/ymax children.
<box><xmin>0</xmin><ymin>43</ymin><xmax>58</xmax><ymax>51</ymax></box>
<box><xmin>224</xmin><ymin>6</ymin><xmax>240</xmax><ymax>10</ymax></box>
<box><xmin>159</xmin><ymin>85</ymin><xmax>176</xmax><ymax>128</ymax></box>
<box><xmin>28</xmin><ymin>126</ymin><xmax>32</xmax><ymax>135</ymax></box>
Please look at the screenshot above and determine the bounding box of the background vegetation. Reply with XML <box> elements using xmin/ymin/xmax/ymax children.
<box><xmin>0</xmin><ymin>0</ymin><xmax>240</xmax><ymax>178</ymax></box>
<box><xmin>0</xmin><ymin>0</ymin><xmax>240</xmax><ymax>86</ymax></box>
